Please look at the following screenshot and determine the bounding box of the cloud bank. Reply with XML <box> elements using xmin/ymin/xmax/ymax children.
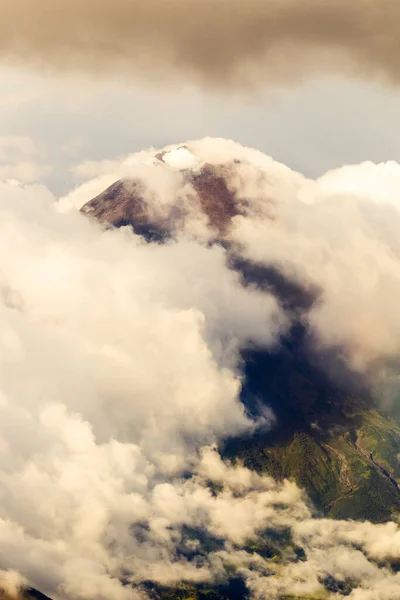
<box><xmin>1</xmin><ymin>1</ymin><xmax>400</xmax><ymax>89</ymax></box>
<box><xmin>2</xmin><ymin>140</ymin><xmax>400</xmax><ymax>599</ymax></box>
<box><xmin>0</xmin><ymin>136</ymin><xmax>51</xmax><ymax>184</ymax></box>
<box><xmin>65</xmin><ymin>138</ymin><xmax>400</xmax><ymax>379</ymax></box>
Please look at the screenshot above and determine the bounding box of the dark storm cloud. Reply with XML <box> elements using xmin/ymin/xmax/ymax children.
<box><xmin>1</xmin><ymin>1</ymin><xmax>400</xmax><ymax>88</ymax></box>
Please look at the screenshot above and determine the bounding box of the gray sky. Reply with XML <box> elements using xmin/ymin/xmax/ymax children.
<box><xmin>1</xmin><ymin>65</ymin><xmax>400</xmax><ymax>195</ymax></box>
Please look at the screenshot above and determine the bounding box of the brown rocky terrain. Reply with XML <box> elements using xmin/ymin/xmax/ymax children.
<box><xmin>80</xmin><ymin>159</ymin><xmax>245</xmax><ymax>239</ymax></box>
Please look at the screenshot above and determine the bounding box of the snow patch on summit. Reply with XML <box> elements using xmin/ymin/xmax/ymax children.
<box><xmin>161</xmin><ymin>146</ymin><xmax>203</xmax><ymax>171</ymax></box>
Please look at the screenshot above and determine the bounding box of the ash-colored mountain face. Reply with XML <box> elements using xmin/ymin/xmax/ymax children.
<box><xmin>80</xmin><ymin>143</ymin><xmax>282</xmax><ymax>242</ymax></box>
<box><xmin>81</xmin><ymin>162</ymin><xmax>242</xmax><ymax>240</ymax></box>
<box><xmin>81</xmin><ymin>179</ymin><xmax>167</xmax><ymax>241</ymax></box>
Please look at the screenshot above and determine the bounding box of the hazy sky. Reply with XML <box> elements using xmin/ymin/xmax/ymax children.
<box><xmin>2</xmin><ymin>0</ymin><xmax>400</xmax><ymax>196</ymax></box>
<box><xmin>1</xmin><ymin>64</ymin><xmax>400</xmax><ymax>195</ymax></box>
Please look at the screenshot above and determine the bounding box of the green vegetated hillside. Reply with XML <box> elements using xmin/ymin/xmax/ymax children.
<box><xmin>225</xmin><ymin>407</ymin><xmax>400</xmax><ymax>523</ymax></box>
<box><xmin>15</xmin><ymin>339</ymin><xmax>400</xmax><ymax>600</ymax></box>
<box><xmin>149</xmin><ymin>406</ymin><xmax>400</xmax><ymax>600</ymax></box>
<box><xmin>220</xmin><ymin>319</ymin><xmax>400</xmax><ymax>525</ymax></box>
<box><xmin>145</xmin><ymin>584</ymin><xmax>328</xmax><ymax>600</ymax></box>
<box><xmin>144</xmin><ymin>580</ymin><xmax>249</xmax><ymax>600</ymax></box>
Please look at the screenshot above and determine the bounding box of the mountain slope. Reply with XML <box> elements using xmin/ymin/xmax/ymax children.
<box><xmin>10</xmin><ymin>138</ymin><xmax>394</xmax><ymax>600</ymax></box>
<box><xmin>80</xmin><ymin>145</ymin><xmax>400</xmax><ymax>526</ymax></box>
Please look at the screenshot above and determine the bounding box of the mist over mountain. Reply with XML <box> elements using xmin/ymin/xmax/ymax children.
<box><xmin>2</xmin><ymin>139</ymin><xmax>400</xmax><ymax>600</ymax></box>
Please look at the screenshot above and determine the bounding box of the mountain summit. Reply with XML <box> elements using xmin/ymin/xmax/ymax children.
<box><xmin>79</xmin><ymin>141</ymin><xmax>299</xmax><ymax>240</ymax></box>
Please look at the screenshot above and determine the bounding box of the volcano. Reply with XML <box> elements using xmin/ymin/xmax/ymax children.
<box><xmin>67</xmin><ymin>141</ymin><xmax>400</xmax><ymax>599</ymax></box>
<box><xmin>3</xmin><ymin>140</ymin><xmax>400</xmax><ymax>600</ymax></box>
<box><xmin>80</xmin><ymin>142</ymin><xmax>400</xmax><ymax>525</ymax></box>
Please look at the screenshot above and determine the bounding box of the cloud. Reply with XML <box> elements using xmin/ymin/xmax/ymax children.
<box><xmin>232</xmin><ymin>180</ymin><xmax>400</xmax><ymax>373</ymax></box>
<box><xmin>1</xmin><ymin>1</ymin><xmax>400</xmax><ymax>90</ymax></box>
<box><xmin>4</xmin><ymin>140</ymin><xmax>400</xmax><ymax>600</ymax></box>
<box><xmin>0</xmin><ymin>570</ymin><xmax>27</xmax><ymax>599</ymax></box>
<box><xmin>63</xmin><ymin>138</ymin><xmax>400</xmax><ymax>378</ymax></box>
<box><xmin>0</xmin><ymin>177</ymin><xmax>285</xmax><ymax>598</ymax></box>
<box><xmin>0</xmin><ymin>161</ymin><xmax>52</xmax><ymax>183</ymax></box>
<box><xmin>0</xmin><ymin>136</ymin><xmax>40</xmax><ymax>161</ymax></box>
<box><xmin>0</xmin><ymin>136</ymin><xmax>51</xmax><ymax>183</ymax></box>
